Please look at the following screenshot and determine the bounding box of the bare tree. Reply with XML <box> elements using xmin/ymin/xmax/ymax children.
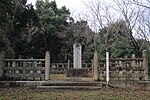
<box><xmin>82</xmin><ymin>0</ymin><xmax>150</xmax><ymax>56</ymax></box>
<box><xmin>128</xmin><ymin>0</ymin><xmax>150</xmax><ymax>49</ymax></box>
<box><xmin>82</xmin><ymin>0</ymin><xmax>118</xmax><ymax>51</ymax></box>
<box><xmin>129</xmin><ymin>0</ymin><xmax>150</xmax><ymax>9</ymax></box>
<box><xmin>112</xmin><ymin>0</ymin><xmax>146</xmax><ymax>57</ymax></box>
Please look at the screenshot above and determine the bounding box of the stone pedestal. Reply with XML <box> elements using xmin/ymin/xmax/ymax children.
<box><xmin>66</xmin><ymin>68</ymin><xmax>88</xmax><ymax>77</ymax></box>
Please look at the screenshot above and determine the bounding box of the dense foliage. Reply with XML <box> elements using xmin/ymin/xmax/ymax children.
<box><xmin>97</xmin><ymin>20</ymin><xmax>135</xmax><ymax>59</ymax></box>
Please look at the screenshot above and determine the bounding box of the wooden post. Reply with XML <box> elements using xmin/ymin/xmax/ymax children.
<box><xmin>45</xmin><ymin>51</ymin><xmax>50</xmax><ymax>80</ymax></box>
<box><xmin>142</xmin><ymin>50</ymin><xmax>148</xmax><ymax>80</ymax></box>
<box><xmin>93</xmin><ymin>51</ymin><xmax>99</xmax><ymax>81</ymax></box>
<box><xmin>0</xmin><ymin>52</ymin><xmax>5</xmax><ymax>79</ymax></box>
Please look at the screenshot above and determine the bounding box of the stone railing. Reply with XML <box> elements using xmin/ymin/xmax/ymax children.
<box><xmin>99</xmin><ymin>58</ymin><xmax>145</xmax><ymax>81</ymax></box>
<box><xmin>0</xmin><ymin>51</ymin><xmax>51</xmax><ymax>81</ymax></box>
<box><xmin>93</xmin><ymin>50</ymin><xmax>149</xmax><ymax>81</ymax></box>
<box><xmin>0</xmin><ymin>50</ymin><xmax>148</xmax><ymax>82</ymax></box>
<box><xmin>0</xmin><ymin>50</ymin><xmax>92</xmax><ymax>81</ymax></box>
<box><xmin>3</xmin><ymin>59</ymin><xmax>45</xmax><ymax>81</ymax></box>
<box><xmin>50</xmin><ymin>63</ymin><xmax>68</xmax><ymax>74</ymax></box>
<box><xmin>50</xmin><ymin>62</ymin><xmax>92</xmax><ymax>74</ymax></box>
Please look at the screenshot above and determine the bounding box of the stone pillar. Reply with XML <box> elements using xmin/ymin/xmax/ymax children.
<box><xmin>0</xmin><ymin>52</ymin><xmax>5</xmax><ymax>79</ymax></box>
<box><xmin>143</xmin><ymin>50</ymin><xmax>148</xmax><ymax>80</ymax></box>
<box><xmin>68</xmin><ymin>60</ymin><xmax>70</xmax><ymax>70</ymax></box>
<box><xmin>131</xmin><ymin>54</ymin><xmax>136</xmax><ymax>80</ymax></box>
<box><xmin>91</xmin><ymin>59</ymin><xmax>94</xmax><ymax>74</ymax></box>
<box><xmin>131</xmin><ymin>54</ymin><xmax>136</xmax><ymax>67</ymax></box>
<box><xmin>45</xmin><ymin>51</ymin><xmax>50</xmax><ymax>80</ymax></box>
<box><xmin>73</xmin><ymin>42</ymin><xmax>82</xmax><ymax>69</ymax></box>
<box><xmin>93</xmin><ymin>51</ymin><xmax>99</xmax><ymax>81</ymax></box>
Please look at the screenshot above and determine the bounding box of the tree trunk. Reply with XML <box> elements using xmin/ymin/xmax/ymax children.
<box><xmin>129</xmin><ymin>30</ymin><xmax>141</xmax><ymax>57</ymax></box>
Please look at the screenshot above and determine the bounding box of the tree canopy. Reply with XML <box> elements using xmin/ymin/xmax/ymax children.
<box><xmin>0</xmin><ymin>0</ymin><xmax>149</xmax><ymax>63</ymax></box>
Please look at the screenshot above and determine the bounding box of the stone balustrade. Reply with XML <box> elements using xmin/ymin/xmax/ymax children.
<box><xmin>0</xmin><ymin>50</ymin><xmax>148</xmax><ymax>82</ymax></box>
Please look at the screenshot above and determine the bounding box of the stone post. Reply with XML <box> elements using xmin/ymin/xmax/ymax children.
<box><xmin>0</xmin><ymin>52</ymin><xmax>5</xmax><ymax>79</ymax></box>
<box><xmin>67</xmin><ymin>60</ymin><xmax>70</xmax><ymax>70</ymax></box>
<box><xmin>45</xmin><ymin>51</ymin><xmax>50</xmax><ymax>80</ymax></box>
<box><xmin>131</xmin><ymin>54</ymin><xmax>136</xmax><ymax>80</ymax></box>
<box><xmin>131</xmin><ymin>54</ymin><xmax>136</xmax><ymax>67</ymax></box>
<box><xmin>93</xmin><ymin>51</ymin><xmax>99</xmax><ymax>81</ymax></box>
<box><xmin>91</xmin><ymin>59</ymin><xmax>94</xmax><ymax>74</ymax></box>
<box><xmin>142</xmin><ymin>50</ymin><xmax>148</xmax><ymax>80</ymax></box>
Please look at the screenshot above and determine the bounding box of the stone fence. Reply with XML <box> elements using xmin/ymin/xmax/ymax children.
<box><xmin>93</xmin><ymin>50</ymin><xmax>149</xmax><ymax>81</ymax></box>
<box><xmin>3</xmin><ymin>59</ymin><xmax>45</xmax><ymax>81</ymax></box>
<box><xmin>0</xmin><ymin>51</ymin><xmax>50</xmax><ymax>81</ymax></box>
<box><xmin>50</xmin><ymin>62</ymin><xmax>91</xmax><ymax>74</ymax></box>
<box><xmin>0</xmin><ymin>51</ymin><xmax>92</xmax><ymax>81</ymax></box>
<box><xmin>0</xmin><ymin>50</ymin><xmax>148</xmax><ymax>82</ymax></box>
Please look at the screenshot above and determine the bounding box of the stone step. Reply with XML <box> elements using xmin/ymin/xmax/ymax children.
<box><xmin>37</xmin><ymin>81</ymin><xmax>104</xmax><ymax>90</ymax></box>
<box><xmin>37</xmin><ymin>85</ymin><xmax>102</xmax><ymax>90</ymax></box>
<box><xmin>41</xmin><ymin>81</ymin><xmax>103</xmax><ymax>86</ymax></box>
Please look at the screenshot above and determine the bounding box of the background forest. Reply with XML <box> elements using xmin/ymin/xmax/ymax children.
<box><xmin>0</xmin><ymin>0</ymin><xmax>150</xmax><ymax>64</ymax></box>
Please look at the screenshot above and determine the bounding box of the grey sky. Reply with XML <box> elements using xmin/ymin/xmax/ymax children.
<box><xmin>27</xmin><ymin>0</ymin><xmax>86</xmax><ymax>13</ymax></box>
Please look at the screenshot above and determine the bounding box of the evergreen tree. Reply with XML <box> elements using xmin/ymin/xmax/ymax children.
<box><xmin>35</xmin><ymin>0</ymin><xmax>70</xmax><ymax>62</ymax></box>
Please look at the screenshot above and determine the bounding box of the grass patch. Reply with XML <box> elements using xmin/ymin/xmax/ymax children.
<box><xmin>50</xmin><ymin>74</ymin><xmax>66</xmax><ymax>80</ymax></box>
<box><xmin>0</xmin><ymin>87</ymin><xmax>150</xmax><ymax>100</ymax></box>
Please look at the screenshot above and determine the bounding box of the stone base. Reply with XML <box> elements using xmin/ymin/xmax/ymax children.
<box><xmin>66</xmin><ymin>68</ymin><xmax>88</xmax><ymax>77</ymax></box>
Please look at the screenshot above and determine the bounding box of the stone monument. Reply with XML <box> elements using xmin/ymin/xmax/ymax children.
<box><xmin>73</xmin><ymin>42</ymin><xmax>82</xmax><ymax>69</ymax></box>
<box><xmin>66</xmin><ymin>42</ymin><xmax>88</xmax><ymax>77</ymax></box>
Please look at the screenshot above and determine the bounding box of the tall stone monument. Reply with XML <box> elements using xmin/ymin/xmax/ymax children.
<box><xmin>73</xmin><ymin>42</ymin><xmax>82</xmax><ymax>69</ymax></box>
<box><xmin>66</xmin><ymin>42</ymin><xmax>88</xmax><ymax>77</ymax></box>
